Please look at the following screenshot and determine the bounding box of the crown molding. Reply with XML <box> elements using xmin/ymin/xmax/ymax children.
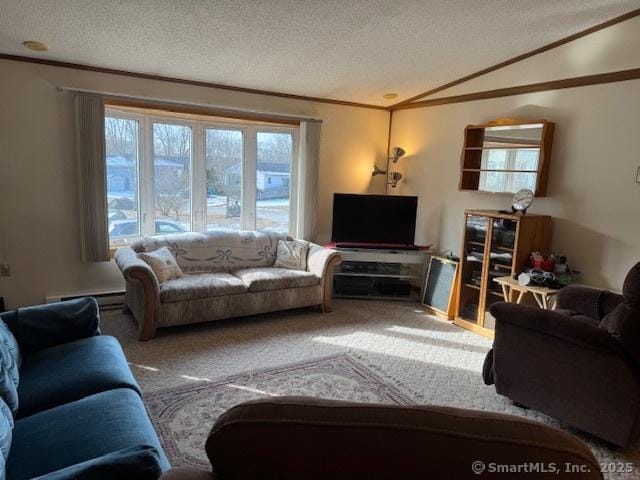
<box><xmin>0</xmin><ymin>53</ymin><xmax>388</xmax><ymax>111</ymax></box>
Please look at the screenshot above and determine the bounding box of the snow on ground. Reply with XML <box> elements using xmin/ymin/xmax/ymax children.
<box><xmin>206</xmin><ymin>196</ymin><xmax>289</xmax><ymax>207</ymax></box>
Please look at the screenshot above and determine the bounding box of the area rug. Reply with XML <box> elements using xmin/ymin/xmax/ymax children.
<box><xmin>145</xmin><ymin>353</ymin><xmax>417</xmax><ymax>468</ymax></box>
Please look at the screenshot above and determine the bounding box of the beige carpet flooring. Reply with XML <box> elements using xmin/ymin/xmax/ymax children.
<box><xmin>101</xmin><ymin>299</ymin><xmax>639</xmax><ymax>479</ymax></box>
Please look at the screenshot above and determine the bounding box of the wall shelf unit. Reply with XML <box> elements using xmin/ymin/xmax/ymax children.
<box><xmin>459</xmin><ymin>119</ymin><xmax>555</xmax><ymax>197</ymax></box>
<box><xmin>455</xmin><ymin>210</ymin><xmax>551</xmax><ymax>338</ymax></box>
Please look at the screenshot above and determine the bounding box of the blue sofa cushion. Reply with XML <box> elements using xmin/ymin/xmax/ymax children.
<box><xmin>17</xmin><ymin>336</ymin><xmax>141</xmax><ymax>418</ymax></box>
<box><xmin>8</xmin><ymin>389</ymin><xmax>170</xmax><ymax>480</ymax></box>
<box><xmin>5</xmin><ymin>298</ymin><xmax>100</xmax><ymax>355</ymax></box>
<box><xmin>31</xmin><ymin>445</ymin><xmax>164</xmax><ymax>480</ymax></box>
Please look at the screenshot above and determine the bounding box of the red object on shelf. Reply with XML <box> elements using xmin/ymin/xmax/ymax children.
<box><xmin>530</xmin><ymin>255</ymin><xmax>555</xmax><ymax>272</ymax></box>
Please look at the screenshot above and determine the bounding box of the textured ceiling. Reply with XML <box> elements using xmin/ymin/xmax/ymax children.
<box><xmin>0</xmin><ymin>0</ymin><xmax>638</xmax><ymax>106</ymax></box>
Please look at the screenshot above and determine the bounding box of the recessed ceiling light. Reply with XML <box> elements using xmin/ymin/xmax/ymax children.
<box><xmin>22</xmin><ymin>40</ymin><xmax>48</xmax><ymax>52</ymax></box>
<box><xmin>383</xmin><ymin>93</ymin><xmax>398</xmax><ymax>100</ymax></box>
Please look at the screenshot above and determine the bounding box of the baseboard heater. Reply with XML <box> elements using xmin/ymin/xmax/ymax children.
<box><xmin>46</xmin><ymin>290</ymin><xmax>125</xmax><ymax>310</ymax></box>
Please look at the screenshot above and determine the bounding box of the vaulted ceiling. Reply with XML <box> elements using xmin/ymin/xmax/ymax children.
<box><xmin>0</xmin><ymin>0</ymin><xmax>638</xmax><ymax>106</ymax></box>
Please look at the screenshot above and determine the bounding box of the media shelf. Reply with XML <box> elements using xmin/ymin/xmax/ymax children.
<box><xmin>455</xmin><ymin>210</ymin><xmax>551</xmax><ymax>338</ymax></box>
<box><xmin>331</xmin><ymin>247</ymin><xmax>430</xmax><ymax>302</ymax></box>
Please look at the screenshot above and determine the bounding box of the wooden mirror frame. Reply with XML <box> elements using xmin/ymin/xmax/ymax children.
<box><xmin>459</xmin><ymin>118</ymin><xmax>555</xmax><ymax>197</ymax></box>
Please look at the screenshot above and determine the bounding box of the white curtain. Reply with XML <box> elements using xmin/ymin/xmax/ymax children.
<box><xmin>74</xmin><ymin>93</ymin><xmax>109</xmax><ymax>262</ymax></box>
<box><xmin>296</xmin><ymin>121</ymin><xmax>321</xmax><ymax>241</ymax></box>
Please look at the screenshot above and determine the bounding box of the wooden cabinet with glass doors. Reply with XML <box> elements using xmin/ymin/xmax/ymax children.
<box><xmin>454</xmin><ymin>210</ymin><xmax>551</xmax><ymax>338</ymax></box>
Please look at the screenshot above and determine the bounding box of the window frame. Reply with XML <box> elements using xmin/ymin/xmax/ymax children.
<box><xmin>105</xmin><ymin>110</ymin><xmax>145</xmax><ymax>240</ymax></box>
<box><xmin>148</xmin><ymin>115</ymin><xmax>196</xmax><ymax>232</ymax></box>
<box><xmin>105</xmin><ymin>108</ymin><xmax>299</xmax><ymax>245</ymax></box>
<box><xmin>200</xmin><ymin>122</ymin><xmax>249</xmax><ymax>232</ymax></box>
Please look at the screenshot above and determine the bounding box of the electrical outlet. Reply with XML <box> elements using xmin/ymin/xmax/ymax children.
<box><xmin>0</xmin><ymin>264</ymin><xmax>10</xmax><ymax>277</ymax></box>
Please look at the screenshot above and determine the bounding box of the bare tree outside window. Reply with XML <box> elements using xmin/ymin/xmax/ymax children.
<box><xmin>206</xmin><ymin>129</ymin><xmax>242</xmax><ymax>230</ymax></box>
<box><xmin>153</xmin><ymin>123</ymin><xmax>191</xmax><ymax>158</ymax></box>
<box><xmin>153</xmin><ymin>123</ymin><xmax>192</xmax><ymax>230</ymax></box>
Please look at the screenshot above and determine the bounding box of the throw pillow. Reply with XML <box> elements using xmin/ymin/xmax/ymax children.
<box><xmin>0</xmin><ymin>318</ymin><xmax>20</xmax><ymax>387</ymax></box>
<box><xmin>0</xmin><ymin>397</ymin><xmax>13</xmax><ymax>462</ymax></box>
<box><xmin>0</xmin><ymin>366</ymin><xmax>18</xmax><ymax>417</ymax></box>
<box><xmin>274</xmin><ymin>240</ymin><xmax>309</xmax><ymax>271</ymax></box>
<box><xmin>138</xmin><ymin>247</ymin><xmax>184</xmax><ymax>283</ymax></box>
<box><xmin>600</xmin><ymin>302</ymin><xmax>640</xmax><ymax>366</ymax></box>
<box><xmin>11</xmin><ymin>297</ymin><xmax>100</xmax><ymax>355</ymax></box>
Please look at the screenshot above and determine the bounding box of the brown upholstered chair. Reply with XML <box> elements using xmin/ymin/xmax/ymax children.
<box><xmin>159</xmin><ymin>397</ymin><xmax>601</xmax><ymax>480</ymax></box>
<box><xmin>485</xmin><ymin>262</ymin><xmax>640</xmax><ymax>448</ymax></box>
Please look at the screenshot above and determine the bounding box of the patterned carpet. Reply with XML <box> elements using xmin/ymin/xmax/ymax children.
<box><xmin>145</xmin><ymin>354</ymin><xmax>416</xmax><ymax>467</ymax></box>
<box><xmin>101</xmin><ymin>299</ymin><xmax>640</xmax><ymax>479</ymax></box>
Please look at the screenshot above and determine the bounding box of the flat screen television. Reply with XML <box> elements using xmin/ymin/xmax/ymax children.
<box><xmin>331</xmin><ymin>193</ymin><xmax>418</xmax><ymax>246</ymax></box>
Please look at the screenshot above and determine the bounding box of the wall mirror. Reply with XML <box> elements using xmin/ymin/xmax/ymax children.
<box><xmin>459</xmin><ymin>119</ymin><xmax>555</xmax><ymax>196</ymax></box>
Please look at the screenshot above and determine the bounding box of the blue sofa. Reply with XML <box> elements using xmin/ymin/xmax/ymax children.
<box><xmin>0</xmin><ymin>297</ymin><xmax>169</xmax><ymax>480</ymax></box>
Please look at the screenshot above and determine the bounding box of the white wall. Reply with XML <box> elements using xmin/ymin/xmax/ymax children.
<box><xmin>389</xmin><ymin>15</ymin><xmax>640</xmax><ymax>292</ymax></box>
<box><xmin>0</xmin><ymin>60</ymin><xmax>389</xmax><ymax>308</ymax></box>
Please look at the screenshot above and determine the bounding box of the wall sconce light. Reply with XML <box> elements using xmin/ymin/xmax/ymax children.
<box><xmin>372</xmin><ymin>165</ymin><xmax>387</xmax><ymax>176</ymax></box>
<box><xmin>373</xmin><ymin>146</ymin><xmax>405</xmax><ymax>190</ymax></box>
<box><xmin>372</xmin><ymin>166</ymin><xmax>403</xmax><ymax>188</ymax></box>
<box><xmin>389</xmin><ymin>146</ymin><xmax>406</xmax><ymax>163</ymax></box>
<box><xmin>388</xmin><ymin>172</ymin><xmax>403</xmax><ymax>188</ymax></box>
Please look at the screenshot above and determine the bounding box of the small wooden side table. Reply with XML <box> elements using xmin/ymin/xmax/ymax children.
<box><xmin>493</xmin><ymin>276</ymin><xmax>560</xmax><ymax>310</ymax></box>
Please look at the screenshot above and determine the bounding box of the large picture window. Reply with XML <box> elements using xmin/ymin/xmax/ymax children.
<box><xmin>105</xmin><ymin>108</ymin><xmax>298</xmax><ymax>245</ymax></box>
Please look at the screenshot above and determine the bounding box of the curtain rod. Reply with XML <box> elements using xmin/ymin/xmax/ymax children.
<box><xmin>57</xmin><ymin>87</ymin><xmax>323</xmax><ymax>124</ymax></box>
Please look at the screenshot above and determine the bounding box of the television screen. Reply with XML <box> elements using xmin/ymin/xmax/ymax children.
<box><xmin>331</xmin><ymin>194</ymin><xmax>418</xmax><ymax>245</ymax></box>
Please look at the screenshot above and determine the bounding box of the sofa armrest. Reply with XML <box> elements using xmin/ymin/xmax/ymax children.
<box><xmin>115</xmin><ymin>246</ymin><xmax>160</xmax><ymax>288</ymax></box>
<box><xmin>306</xmin><ymin>243</ymin><xmax>341</xmax><ymax>277</ymax></box>
<box><xmin>556</xmin><ymin>285</ymin><xmax>621</xmax><ymax>320</ymax></box>
<box><xmin>307</xmin><ymin>243</ymin><xmax>341</xmax><ymax>312</ymax></box>
<box><xmin>4</xmin><ymin>297</ymin><xmax>100</xmax><ymax>355</ymax></box>
<box><xmin>115</xmin><ymin>246</ymin><xmax>161</xmax><ymax>341</ymax></box>
<box><xmin>32</xmin><ymin>445</ymin><xmax>164</xmax><ymax>480</ymax></box>
<box><xmin>159</xmin><ymin>467</ymin><xmax>217</xmax><ymax>480</ymax></box>
<box><xmin>491</xmin><ymin>302</ymin><xmax>620</xmax><ymax>353</ymax></box>
<box><xmin>599</xmin><ymin>290</ymin><xmax>626</xmax><ymax>318</ymax></box>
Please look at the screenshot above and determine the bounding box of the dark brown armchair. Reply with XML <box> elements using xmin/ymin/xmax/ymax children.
<box><xmin>159</xmin><ymin>396</ymin><xmax>601</xmax><ymax>480</ymax></box>
<box><xmin>485</xmin><ymin>262</ymin><xmax>640</xmax><ymax>448</ymax></box>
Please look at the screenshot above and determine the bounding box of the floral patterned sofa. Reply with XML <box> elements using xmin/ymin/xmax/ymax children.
<box><xmin>115</xmin><ymin>231</ymin><xmax>341</xmax><ymax>340</ymax></box>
